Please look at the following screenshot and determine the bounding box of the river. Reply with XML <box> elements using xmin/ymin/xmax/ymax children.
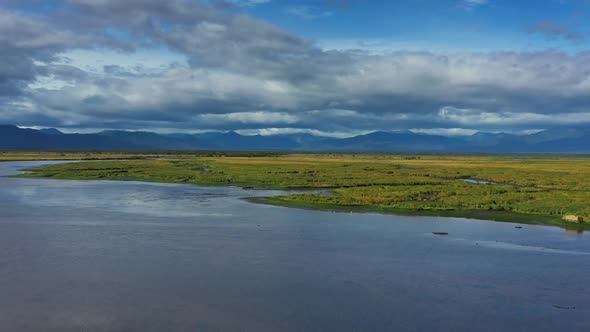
<box><xmin>0</xmin><ymin>161</ymin><xmax>588</xmax><ymax>331</ymax></box>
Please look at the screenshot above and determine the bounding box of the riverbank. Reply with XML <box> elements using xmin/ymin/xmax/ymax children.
<box><xmin>247</xmin><ymin>197</ymin><xmax>580</xmax><ymax>229</ymax></box>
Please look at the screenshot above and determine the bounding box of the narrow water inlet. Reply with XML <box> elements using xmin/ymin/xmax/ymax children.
<box><xmin>463</xmin><ymin>178</ymin><xmax>497</xmax><ymax>185</ymax></box>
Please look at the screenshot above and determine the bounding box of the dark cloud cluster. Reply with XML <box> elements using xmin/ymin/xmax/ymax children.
<box><xmin>1</xmin><ymin>0</ymin><xmax>590</xmax><ymax>135</ymax></box>
<box><xmin>0</xmin><ymin>11</ymin><xmax>68</xmax><ymax>96</ymax></box>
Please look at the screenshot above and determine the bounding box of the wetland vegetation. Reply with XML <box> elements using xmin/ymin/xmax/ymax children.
<box><xmin>10</xmin><ymin>152</ymin><xmax>590</xmax><ymax>229</ymax></box>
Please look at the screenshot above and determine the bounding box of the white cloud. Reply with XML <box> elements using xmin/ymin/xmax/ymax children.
<box><xmin>438</xmin><ymin>106</ymin><xmax>590</xmax><ymax>126</ymax></box>
<box><xmin>221</xmin><ymin>0</ymin><xmax>271</xmax><ymax>7</ymax></box>
<box><xmin>4</xmin><ymin>0</ymin><xmax>590</xmax><ymax>134</ymax></box>
<box><xmin>285</xmin><ymin>6</ymin><xmax>333</xmax><ymax>20</ymax></box>
<box><xmin>236</xmin><ymin>128</ymin><xmax>366</xmax><ymax>138</ymax></box>
<box><xmin>199</xmin><ymin>111</ymin><xmax>299</xmax><ymax>124</ymax></box>
<box><xmin>411</xmin><ymin>128</ymin><xmax>478</xmax><ymax>136</ymax></box>
<box><xmin>460</xmin><ymin>0</ymin><xmax>489</xmax><ymax>10</ymax></box>
<box><xmin>464</xmin><ymin>0</ymin><xmax>488</xmax><ymax>6</ymax></box>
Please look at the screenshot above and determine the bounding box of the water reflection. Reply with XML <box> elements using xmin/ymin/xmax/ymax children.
<box><xmin>565</xmin><ymin>228</ymin><xmax>585</xmax><ymax>237</ymax></box>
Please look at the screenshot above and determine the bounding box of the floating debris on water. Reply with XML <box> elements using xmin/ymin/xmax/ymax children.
<box><xmin>552</xmin><ymin>304</ymin><xmax>576</xmax><ymax>310</ymax></box>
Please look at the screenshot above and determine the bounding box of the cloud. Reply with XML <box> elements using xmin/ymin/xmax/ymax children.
<box><xmin>528</xmin><ymin>21</ymin><xmax>586</xmax><ymax>44</ymax></box>
<box><xmin>410</xmin><ymin>128</ymin><xmax>478</xmax><ymax>136</ymax></box>
<box><xmin>2</xmin><ymin>0</ymin><xmax>590</xmax><ymax>135</ymax></box>
<box><xmin>459</xmin><ymin>0</ymin><xmax>488</xmax><ymax>10</ymax></box>
<box><xmin>236</xmin><ymin>127</ymin><xmax>365</xmax><ymax>138</ymax></box>
<box><xmin>285</xmin><ymin>6</ymin><xmax>333</xmax><ymax>20</ymax></box>
<box><xmin>438</xmin><ymin>106</ymin><xmax>590</xmax><ymax>127</ymax></box>
<box><xmin>199</xmin><ymin>111</ymin><xmax>299</xmax><ymax>125</ymax></box>
<box><xmin>212</xmin><ymin>0</ymin><xmax>271</xmax><ymax>9</ymax></box>
<box><xmin>0</xmin><ymin>11</ymin><xmax>84</xmax><ymax>96</ymax></box>
<box><xmin>463</xmin><ymin>0</ymin><xmax>488</xmax><ymax>6</ymax></box>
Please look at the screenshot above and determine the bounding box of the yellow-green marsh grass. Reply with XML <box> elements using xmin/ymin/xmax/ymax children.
<box><xmin>15</xmin><ymin>153</ymin><xmax>590</xmax><ymax>229</ymax></box>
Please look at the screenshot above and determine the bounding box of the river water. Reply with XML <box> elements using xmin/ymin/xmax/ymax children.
<box><xmin>0</xmin><ymin>161</ymin><xmax>589</xmax><ymax>331</ymax></box>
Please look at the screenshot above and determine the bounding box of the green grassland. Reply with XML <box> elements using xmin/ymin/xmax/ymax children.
<box><xmin>12</xmin><ymin>152</ymin><xmax>590</xmax><ymax>229</ymax></box>
<box><xmin>0</xmin><ymin>151</ymin><xmax>163</xmax><ymax>161</ymax></box>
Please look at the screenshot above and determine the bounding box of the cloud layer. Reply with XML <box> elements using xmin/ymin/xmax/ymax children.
<box><xmin>1</xmin><ymin>0</ymin><xmax>590</xmax><ymax>135</ymax></box>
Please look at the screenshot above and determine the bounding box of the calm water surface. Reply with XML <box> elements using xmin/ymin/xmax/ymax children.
<box><xmin>1</xmin><ymin>161</ymin><xmax>589</xmax><ymax>331</ymax></box>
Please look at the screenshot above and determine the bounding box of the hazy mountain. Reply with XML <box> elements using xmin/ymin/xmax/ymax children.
<box><xmin>0</xmin><ymin>125</ymin><xmax>50</xmax><ymax>149</ymax></box>
<box><xmin>523</xmin><ymin>128</ymin><xmax>590</xmax><ymax>144</ymax></box>
<box><xmin>38</xmin><ymin>128</ymin><xmax>64</xmax><ymax>136</ymax></box>
<box><xmin>312</xmin><ymin>131</ymin><xmax>464</xmax><ymax>152</ymax></box>
<box><xmin>97</xmin><ymin>130</ymin><xmax>195</xmax><ymax>150</ymax></box>
<box><xmin>527</xmin><ymin>134</ymin><xmax>590</xmax><ymax>153</ymax></box>
<box><xmin>1</xmin><ymin>125</ymin><xmax>589</xmax><ymax>153</ymax></box>
<box><xmin>462</xmin><ymin>132</ymin><xmax>518</xmax><ymax>146</ymax></box>
<box><xmin>170</xmin><ymin>132</ymin><xmax>314</xmax><ymax>150</ymax></box>
<box><xmin>0</xmin><ymin>125</ymin><xmax>143</xmax><ymax>150</ymax></box>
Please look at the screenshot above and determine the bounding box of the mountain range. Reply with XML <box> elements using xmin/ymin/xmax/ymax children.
<box><xmin>1</xmin><ymin>125</ymin><xmax>589</xmax><ymax>153</ymax></box>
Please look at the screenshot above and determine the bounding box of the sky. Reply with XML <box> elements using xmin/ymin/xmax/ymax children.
<box><xmin>2</xmin><ymin>0</ymin><xmax>590</xmax><ymax>137</ymax></box>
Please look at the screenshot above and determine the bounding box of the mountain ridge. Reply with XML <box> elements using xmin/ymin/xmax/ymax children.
<box><xmin>0</xmin><ymin>125</ymin><xmax>588</xmax><ymax>153</ymax></box>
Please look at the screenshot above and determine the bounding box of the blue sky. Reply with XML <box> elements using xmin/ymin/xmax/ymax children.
<box><xmin>245</xmin><ymin>0</ymin><xmax>590</xmax><ymax>52</ymax></box>
<box><xmin>2</xmin><ymin>0</ymin><xmax>590</xmax><ymax>136</ymax></box>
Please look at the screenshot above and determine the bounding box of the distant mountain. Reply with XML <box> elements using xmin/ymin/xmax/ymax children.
<box><xmin>97</xmin><ymin>130</ymin><xmax>195</xmax><ymax>150</ymax></box>
<box><xmin>462</xmin><ymin>132</ymin><xmax>518</xmax><ymax>146</ymax></box>
<box><xmin>523</xmin><ymin>128</ymin><xmax>590</xmax><ymax>144</ymax></box>
<box><xmin>0</xmin><ymin>124</ymin><xmax>589</xmax><ymax>153</ymax></box>
<box><xmin>38</xmin><ymin>128</ymin><xmax>64</xmax><ymax>136</ymax></box>
<box><xmin>0</xmin><ymin>125</ymin><xmax>144</xmax><ymax>150</ymax></box>
<box><xmin>167</xmin><ymin>131</ymin><xmax>313</xmax><ymax>150</ymax></box>
<box><xmin>0</xmin><ymin>125</ymin><xmax>51</xmax><ymax>149</ymax></box>
<box><xmin>314</xmin><ymin>131</ymin><xmax>463</xmax><ymax>152</ymax></box>
<box><xmin>527</xmin><ymin>133</ymin><xmax>590</xmax><ymax>153</ymax></box>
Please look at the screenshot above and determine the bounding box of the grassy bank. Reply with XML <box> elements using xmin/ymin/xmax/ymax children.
<box><xmin>14</xmin><ymin>153</ymin><xmax>590</xmax><ymax>229</ymax></box>
<box><xmin>0</xmin><ymin>151</ymin><xmax>161</xmax><ymax>161</ymax></box>
<box><xmin>247</xmin><ymin>197</ymin><xmax>568</xmax><ymax>228</ymax></box>
<box><xmin>0</xmin><ymin>150</ymin><xmax>282</xmax><ymax>161</ymax></box>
